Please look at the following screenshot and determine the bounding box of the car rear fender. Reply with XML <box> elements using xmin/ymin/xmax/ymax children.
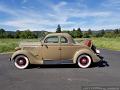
<box><xmin>11</xmin><ymin>50</ymin><xmax>43</xmax><ymax>64</ymax></box>
<box><xmin>73</xmin><ymin>49</ymin><xmax>101</xmax><ymax>63</ymax></box>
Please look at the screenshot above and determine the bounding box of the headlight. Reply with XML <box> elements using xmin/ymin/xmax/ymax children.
<box><xmin>96</xmin><ymin>49</ymin><xmax>100</xmax><ymax>54</ymax></box>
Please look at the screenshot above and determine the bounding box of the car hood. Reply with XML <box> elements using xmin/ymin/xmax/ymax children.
<box><xmin>19</xmin><ymin>42</ymin><xmax>42</xmax><ymax>47</ymax></box>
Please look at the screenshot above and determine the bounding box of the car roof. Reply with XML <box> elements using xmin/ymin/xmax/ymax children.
<box><xmin>45</xmin><ymin>33</ymin><xmax>75</xmax><ymax>43</ymax></box>
<box><xmin>46</xmin><ymin>33</ymin><xmax>71</xmax><ymax>37</ymax></box>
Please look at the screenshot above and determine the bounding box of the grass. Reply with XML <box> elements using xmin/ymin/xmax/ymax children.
<box><xmin>92</xmin><ymin>37</ymin><xmax>120</xmax><ymax>51</ymax></box>
<box><xmin>0</xmin><ymin>39</ymin><xmax>38</xmax><ymax>53</ymax></box>
<box><xmin>75</xmin><ymin>37</ymin><xmax>120</xmax><ymax>51</ymax></box>
<box><xmin>0</xmin><ymin>37</ymin><xmax>120</xmax><ymax>53</ymax></box>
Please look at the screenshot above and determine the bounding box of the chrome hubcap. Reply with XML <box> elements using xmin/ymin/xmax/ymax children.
<box><xmin>17</xmin><ymin>58</ymin><xmax>26</xmax><ymax>66</ymax></box>
<box><xmin>80</xmin><ymin>57</ymin><xmax>89</xmax><ymax>66</ymax></box>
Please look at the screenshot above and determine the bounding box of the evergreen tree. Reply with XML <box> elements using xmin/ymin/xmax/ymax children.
<box><xmin>71</xmin><ymin>28</ymin><xmax>77</xmax><ymax>38</ymax></box>
<box><xmin>114</xmin><ymin>29</ymin><xmax>119</xmax><ymax>34</ymax></box>
<box><xmin>88</xmin><ymin>29</ymin><xmax>92</xmax><ymax>35</ymax></box>
<box><xmin>73</xmin><ymin>28</ymin><xmax>75</xmax><ymax>31</ymax></box>
<box><xmin>83</xmin><ymin>32</ymin><xmax>90</xmax><ymax>38</ymax></box>
<box><xmin>77</xmin><ymin>28</ymin><xmax>83</xmax><ymax>38</ymax></box>
<box><xmin>15</xmin><ymin>30</ymin><xmax>21</xmax><ymax>38</ymax></box>
<box><xmin>0</xmin><ymin>28</ymin><xmax>6</xmax><ymax>38</ymax></box>
<box><xmin>56</xmin><ymin>24</ymin><xmax>61</xmax><ymax>33</ymax></box>
<box><xmin>101</xmin><ymin>29</ymin><xmax>105</xmax><ymax>35</ymax></box>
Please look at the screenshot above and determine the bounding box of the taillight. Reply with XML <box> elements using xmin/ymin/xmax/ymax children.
<box><xmin>84</xmin><ymin>40</ymin><xmax>92</xmax><ymax>47</ymax></box>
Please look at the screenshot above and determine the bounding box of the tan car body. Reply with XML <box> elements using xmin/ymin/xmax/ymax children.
<box><xmin>11</xmin><ymin>33</ymin><xmax>101</xmax><ymax>65</ymax></box>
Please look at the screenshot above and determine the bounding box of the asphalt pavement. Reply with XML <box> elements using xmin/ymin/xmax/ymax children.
<box><xmin>0</xmin><ymin>49</ymin><xmax>120</xmax><ymax>90</ymax></box>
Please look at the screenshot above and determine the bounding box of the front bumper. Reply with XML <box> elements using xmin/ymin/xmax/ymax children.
<box><xmin>96</xmin><ymin>49</ymin><xmax>100</xmax><ymax>54</ymax></box>
<box><xmin>97</xmin><ymin>54</ymin><xmax>104</xmax><ymax>60</ymax></box>
<box><xmin>9</xmin><ymin>58</ymin><xmax>11</xmax><ymax>61</ymax></box>
<box><xmin>95</xmin><ymin>49</ymin><xmax>104</xmax><ymax>60</ymax></box>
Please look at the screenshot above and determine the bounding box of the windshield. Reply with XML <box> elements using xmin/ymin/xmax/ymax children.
<box><xmin>71</xmin><ymin>38</ymin><xmax>76</xmax><ymax>44</ymax></box>
<box><xmin>38</xmin><ymin>33</ymin><xmax>47</xmax><ymax>42</ymax></box>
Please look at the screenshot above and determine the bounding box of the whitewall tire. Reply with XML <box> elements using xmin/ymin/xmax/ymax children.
<box><xmin>14</xmin><ymin>55</ymin><xmax>29</xmax><ymax>69</ymax></box>
<box><xmin>77</xmin><ymin>54</ymin><xmax>92</xmax><ymax>68</ymax></box>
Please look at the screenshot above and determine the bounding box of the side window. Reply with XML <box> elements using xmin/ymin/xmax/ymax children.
<box><xmin>44</xmin><ymin>36</ymin><xmax>59</xmax><ymax>43</ymax></box>
<box><xmin>60</xmin><ymin>36</ymin><xmax>68</xmax><ymax>43</ymax></box>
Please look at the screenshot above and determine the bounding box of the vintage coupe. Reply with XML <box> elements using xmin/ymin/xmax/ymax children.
<box><xmin>10</xmin><ymin>33</ymin><xmax>102</xmax><ymax>69</ymax></box>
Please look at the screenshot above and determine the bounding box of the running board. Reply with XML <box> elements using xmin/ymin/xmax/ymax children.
<box><xmin>43</xmin><ymin>60</ymin><xmax>73</xmax><ymax>64</ymax></box>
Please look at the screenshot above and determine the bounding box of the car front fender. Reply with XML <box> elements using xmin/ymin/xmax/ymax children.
<box><xmin>10</xmin><ymin>50</ymin><xmax>43</xmax><ymax>64</ymax></box>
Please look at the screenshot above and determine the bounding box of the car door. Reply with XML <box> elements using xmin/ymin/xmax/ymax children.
<box><xmin>42</xmin><ymin>36</ymin><xmax>60</xmax><ymax>60</ymax></box>
<box><xmin>60</xmin><ymin>36</ymin><xmax>80</xmax><ymax>60</ymax></box>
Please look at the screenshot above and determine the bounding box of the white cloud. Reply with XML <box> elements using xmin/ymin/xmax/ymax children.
<box><xmin>52</xmin><ymin>1</ymin><xmax>67</xmax><ymax>12</ymax></box>
<box><xmin>0</xmin><ymin>5</ymin><xmax>18</xmax><ymax>16</ymax></box>
<box><xmin>0</xmin><ymin>0</ymin><xmax>120</xmax><ymax>31</ymax></box>
<box><xmin>101</xmin><ymin>0</ymin><xmax>120</xmax><ymax>9</ymax></box>
<box><xmin>21</xmin><ymin>0</ymin><xmax>28</xmax><ymax>4</ymax></box>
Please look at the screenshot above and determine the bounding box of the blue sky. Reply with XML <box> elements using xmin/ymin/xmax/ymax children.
<box><xmin>0</xmin><ymin>0</ymin><xmax>120</xmax><ymax>31</ymax></box>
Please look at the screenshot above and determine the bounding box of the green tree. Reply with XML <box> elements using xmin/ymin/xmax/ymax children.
<box><xmin>6</xmin><ymin>33</ymin><xmax>14</xmax><ymax>38</ymax></box>
<box><xmin>19</xmin><ymin>30</ymin><xmax>35</xmax><ymax>39</ymax></box>
<box><xmin>88</xmin><ymin>29</ymin><xmax>92</xmax><ymax>36</ymax></box>
<box><xmin>73</xmin><ymin>28</ymin><xmax>75</xmax><ymax>31</ymax></box>
<box><xmin>114</xmin><ymin>29</ymin><xmax>119</xmax><ymax>34</ymax></box>
<box><xmin>15</xmin><ymin>30</ymin><xmax>21</xmax><ymax>38</ymax></box>
<box><xmin>77</xmin><ymin>28</ymin><xmax>83</xmax><ymax>38</ymax></box>
<box><xmin>101</xmin><ymin>29</ymin><xmax>105</xmax><ymax>35</ymax></box>
<box><xmin>104</xmin><ymin>32</ymin><xmax>115</xmax><ymax>38</ymax></box>
<box><xmin>83</xmin><ymin>31</ymin><xmax>90</xmax><ymax>38</ymax></box>
<box><xmin>56</xmin><ymin>24</ymin><xmax>61</xmax><ymax>33</ymax></box>
<box><xmin>69</xmin><ymin>28</ymin><xmax>83</xmax><ymax>38</ymax></box>
<box><xmin>0</xmin><ymin>28</ymin><xmax>6</xmax><ymax>38</ymax></box>
<box><xmin>82</xmin><ymin>29</ymin><xmax>92</xmax><ymax>38</ymax></box>
<box><xmin>94</xmin><ymin>29</ymin><xmax>105</xmax><ymax>37</ymax></box>
<box><xmin>71</xmin><ymin>28</ymin><xmax>77</xmax><ymax>38</ymax></box>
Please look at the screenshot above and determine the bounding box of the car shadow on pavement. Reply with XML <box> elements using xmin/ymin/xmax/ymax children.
<box><xmin>28</xmin><ymin>60</ymin><xmax>109</xmax><ymax>69</ymax></box>
<box><xmin>29</xmin><ymin>64</ymin><xmax>78</xmax><ymax>69</ymax></box>
<box><xmin>91</xmin><ymin>60</ymin><xmax>109</xmax><ymax>68</ymax></box>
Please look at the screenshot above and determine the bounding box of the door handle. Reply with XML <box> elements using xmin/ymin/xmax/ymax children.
<box><xmin>58</xmin><ymin>48</ymin><xmax>62</xmax><ymax>50</ymax></box>
<box><xmin>43</xmin><ymin>44</ymin><xmax>48</xmax><ymax>48</ymax></box>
